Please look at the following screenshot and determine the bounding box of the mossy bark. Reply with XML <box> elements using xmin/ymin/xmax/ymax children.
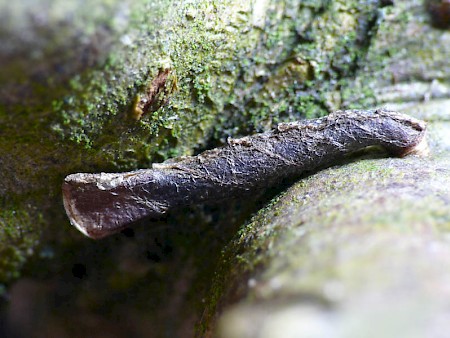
<box><xmin>211</xmin><ymin>115</ymin><xmax>450</xmax><ymax>338</ymax></box>
<box><xmin>204</xmin><ymin>1</ymin><xmax>450</xmax><ymax>337</ymax></box>
<box><xmin>0</xmin><ymin>0</ymin><xmax>386</xmax><ymax>288</ymax></box>
<box><xmin>1</xmin><ymin>0</ymin><xmax>447</xmax><ymax>337</ymax></box>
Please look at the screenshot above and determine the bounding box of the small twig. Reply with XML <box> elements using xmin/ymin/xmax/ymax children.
<box><xmin>63</xmin><ymin>109</ymin><xmax>427</xmax><ymax>239</ymax></box>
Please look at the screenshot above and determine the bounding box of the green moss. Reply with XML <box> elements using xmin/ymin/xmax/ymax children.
<box><xmin>0</xmin><ymin>0</ymin><xmax>397</xmax><ymax>330</ymax></box>
<box><xmin>38</xmin><ymin>0</ymin><xmax>264</xmax><ymax>170</ymax></box>
<box><xmin>2</xmin><ymin>0</ymin><xmax>387</xmax><ymax>190</ymax></box>
<box><xmin>341</xmin><ymin>1</ymin><xmax>450</xmax><ymax>108</ymax></box>
<box><xmin>212</xmin><ymin>0</ymin><xmax>386</xmax><ymax>137</ymax></box>
<box><xmin>0</xmin><ymin>205</ymin><xmax>41</xmax><ymax>283</ymax></box>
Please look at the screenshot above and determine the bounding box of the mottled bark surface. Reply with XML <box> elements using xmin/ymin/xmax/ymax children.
<box><xmin>203</xmin><ymin>1</ymin><xmax>450</xmax><ymax>337</ymax></box>
<box><xmin>211</xmin><ymin>112</ymin><xmax>450</xmax><ymax>338</ymax></box>
<box><xmin>0</xmin><ymin>0</ymin><xmax>388</xmax><ymax>284</ymax></box>
<box><xmin>0</xmin><ymin>0</ymin><xmax>449</xmax><ymax>337</ymax></box>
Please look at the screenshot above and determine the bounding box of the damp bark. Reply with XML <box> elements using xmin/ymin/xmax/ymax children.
<box><xmin>0</xmin><ymin>0</ymin><xmax>392</xmax><ymax>284</ymax></box>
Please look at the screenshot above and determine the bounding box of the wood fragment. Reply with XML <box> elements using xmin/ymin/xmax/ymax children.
<box><xmin>132</xmin><ymin>68</ymin><xmax>178</xmax><ymax>120</ymax></box>
<box><xmin>63</xmin><ymin>109</ymin><xmax>427</xmax><ymax>239</ymax></box>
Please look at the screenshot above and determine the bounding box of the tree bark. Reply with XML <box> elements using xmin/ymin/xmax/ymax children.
<box><xmin>0</xmin><ymin>0</ymin><xmax>448</xmax><ymax>337</ymax></box>
<box><xmin>203</xmin><ymin>1</ymin><xmax>450</xmax><ymax>336</ymax></box>
<box><xmin>0</xmin><ymin>0</ymin><xmax>389</xmax><ymax>285</ymax></box>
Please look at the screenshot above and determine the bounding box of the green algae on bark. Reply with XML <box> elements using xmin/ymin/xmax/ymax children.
<box><xmin>0</xmin><ymin>0</ymin><xmax>391</xmax><ymax>284</ymax></box>
<box><xmin>0</xmin><ymin>205</ymin><xmax>41</xmax><ymax>283</ymax></box>
<box><xmin>216</xmin><ymin>0</ymin><xmax>393</xmax><ymax>136</ymax></box>
<box><xmin>341</xmin><ymin>1</ymin><xmax>450</xmax><ymax>108</ymax></box>
<box><xmin>0</xmin><ymin>1</ymin><xmax>447</xmax><ymax>336</ymax></box>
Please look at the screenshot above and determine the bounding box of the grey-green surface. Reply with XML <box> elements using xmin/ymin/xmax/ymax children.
<box><xmin>0</xmin><ymin>0</ymin><xmax>387</xmax><ymax>286</ymax></box>
<box><xmin>1</xmin><ymin>0</ymin><xmax>448</xmax><ymax>337</ymax></box>
<box><xmin>213</xmin><ymin>113</ymin><xmax>450</xmax><ymax>338</ymax></box>
<box><xmin>208</xmin><ymin>1</ymin><xmax>450</xmax><ymax>336</ymax></box>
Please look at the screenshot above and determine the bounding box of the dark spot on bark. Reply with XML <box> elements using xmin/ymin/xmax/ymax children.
<box><xmin>426</xmin><ymin>0</ymin><xmax>450</xmax><ymax>29</ymax></box>
<box><xmin>72</xmin><ymin>263</ymin><xmax>87</xmax><ymax>279</ymax></box>
<box><xmin>146</xmin><ymin>251</ymin><xmax>162</xmax><ymax>263</ymax></box>
<box><xmin>380</xmin><ymin>0</ymin><xmax>394</xmax><ymax>7</ymax></box>
<box><xmin>121</xmin><ymin>228</ymin><xmax>135</xmax><ymax>238</ymax></box>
